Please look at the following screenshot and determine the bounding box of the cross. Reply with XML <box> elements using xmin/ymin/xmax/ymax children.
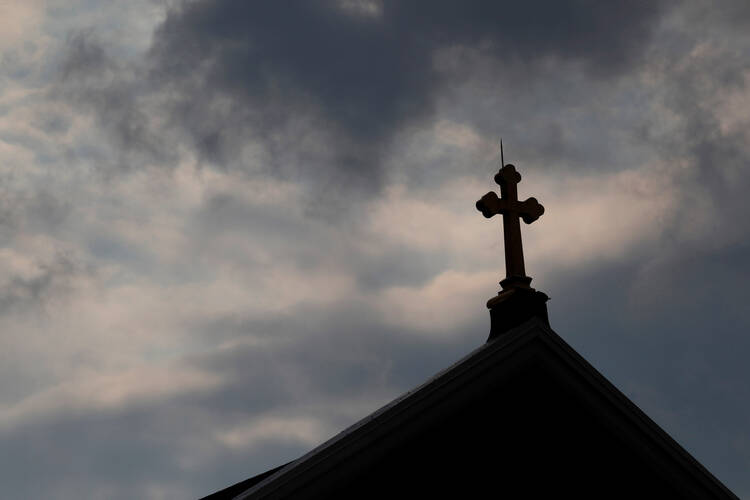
<box><xmin>476</xmin><ymin>144</ymin><xmax>544</xmax><ymax>290</ymax></box>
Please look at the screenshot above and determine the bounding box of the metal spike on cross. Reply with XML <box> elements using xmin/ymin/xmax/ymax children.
<box><xmin>476</xmin><ymin>142</ymin><xmax>544</xmax><ymax>290</ymax></box>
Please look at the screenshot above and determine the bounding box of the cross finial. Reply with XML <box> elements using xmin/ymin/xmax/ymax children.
<box><xmin>476</xmin><ymin>148</ymin><xmax>544</xmax><ymax>290</ymax></box>
<box><xmin>475</xmin><ymin>145</ymin><xmax>549</xmax><ymax>339</ymax></box>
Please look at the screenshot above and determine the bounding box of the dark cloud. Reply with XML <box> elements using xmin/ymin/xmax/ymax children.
<box><xmin>354</xmin><ymin>247</ymin><xmax>440</xmax><ymax>290</ymax></box>
<box><xmin>153</xmin><ymin>0</ymin><xmax>663</xmax><ymax>178</ymax></box>
<box><xmin>636</xmin><ymin>3</ymin><xmax>750</xmax><ymax>257</ymax></box>
<box><xmin>18</xmin><ymin>1</ymin><xmax>750</xmax><ymax>498</ymax></box>
<box><xmin>0</xmin><ymin>186</ymin><xmax>79</xmax><ymax>314</ymax></box>
<box><xmin>55</xmin><ymin>32</ymin><xmax>178</xmax><ymax>172</ymax></box>
<box><xmin>58</xmin><ymin>1</ymin><xmax>666</xmax><ymax>195</ymax></box>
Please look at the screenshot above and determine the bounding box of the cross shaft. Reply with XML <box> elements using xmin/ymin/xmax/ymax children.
<box><xmin>476</xmin><ymin>163</ymin><xmax>544</xmax><ymax>290</ymax></box>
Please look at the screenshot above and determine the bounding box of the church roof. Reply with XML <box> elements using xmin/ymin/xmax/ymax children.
<box><xmin>209</xmin><ymin>318</ymin><xmax>737</xmax><ymax>499</ymax></box>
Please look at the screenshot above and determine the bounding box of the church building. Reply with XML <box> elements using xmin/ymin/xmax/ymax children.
<box><xmin>202</xmin><ymin>156</ymin><xmax>738</xmax><ymax>499</ymax></box>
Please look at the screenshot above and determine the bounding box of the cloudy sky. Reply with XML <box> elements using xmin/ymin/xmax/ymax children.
<box><xmin>1</xmin><ymin>0</ymin><xmax>750</xmax><ymax>497</ymax></box>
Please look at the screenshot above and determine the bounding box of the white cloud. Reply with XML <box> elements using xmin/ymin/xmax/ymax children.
<box><xmin>0</xmin><ymin>1</ymin><xmax>43</xmax><ymax>49</ymax></box>
<box><xmin>0</xmin><ymin>362</ymin><xmax>222</xmax><ymax>429</ymax></box>
<box><xmin>366</xmin><ymin>163</ymin><xmax>680</xmax><ymax>276</ymax></box>
<box><xmin>375</xmin><ymin>269</ymin><xmax>497</xmax><ymax>334</ymax></box>
<box><xmin>716</xmin><ymin>69</ymin><xmax>750</xmax><ymax>137</ymax></box>
<box><xmin>525</xmin><ymin>164</ymin><xmax>680</xmax><ymax>270</ymax></box>
<box><xmin>365</xmin><ymin>178</ymin><xmax>493</xmax><ymax>259</ymax></box>
<box><xmin>215</xmin><ymin>415</ymin><xmax>327</xmax><ymax>451</ymax></box>
<box><xmin>336</xmin><ymin>0</ymin><xmax>383</xmax><ymax>18</ymax></box>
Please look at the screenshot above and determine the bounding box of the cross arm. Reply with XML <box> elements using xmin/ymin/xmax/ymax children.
<box><xmin>518</xmin><ymin>197</ymin><xmax>544</xmax><ymax>224</ymax></box>
<box><xmin>476</xmin><ymin>191</ymin><xmax>507</xmax><ymax>218</ymax></box>
<box><xmin>476</xmin><ymin>192</ymin><xmax>545</xmax><ymax>224</ymax></box>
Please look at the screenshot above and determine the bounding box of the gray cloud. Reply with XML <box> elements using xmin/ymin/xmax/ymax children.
<box><xmin>57</xmin><ymin>0</ymin><xmax>666</xmax><ymax>196</ymax></box>
<box><xmin>55</xmin><ymin>32</ymin><xmax>178</xmax><ymax>172</ymax></box>
<box><xmin>3</xmin><ymin>1</ymin><xmax>750</xmax><ymax>498</ymax></box>
<box><xmin>0</xmin><ymin>253</ymin><xmax>76</xmax><ymax>313</ymax></box>
<box><xmin>0</xmin><ymin>296</ymin><xmax>482</xmax><ymax>499</ymax></box>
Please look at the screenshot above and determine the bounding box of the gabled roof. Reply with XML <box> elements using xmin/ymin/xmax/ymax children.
<box><xmin>216</xmin><ymin>319</ymin><xmax>736</xmax><ymax>499</ymax></box>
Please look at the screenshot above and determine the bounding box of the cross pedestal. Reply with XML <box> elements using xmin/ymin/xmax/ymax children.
<box><xmin>476</xmin><ymin>162</ymin><xmax>549</xmax><ymax>341</ymax></box>
<box><xmin>484</xmin><ymin>286</ymin><xmax>549</xmax><ymax>341</ymax></box>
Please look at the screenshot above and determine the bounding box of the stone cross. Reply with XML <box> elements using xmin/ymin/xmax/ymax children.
<box><xmin>476</xmin><ymin>148</ymin><xmax>544</xmax><ymax>290</ymax></box>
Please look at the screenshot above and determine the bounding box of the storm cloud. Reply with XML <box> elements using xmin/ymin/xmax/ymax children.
<box><xmin>1</xmin><ymin>0</ymin><xmax>750</xmax><ymax>498</ymax></box>
<box><xmin>61</xmin><ymin>0</ymin><xmax>665</xmax><ymax>195</ymax></box>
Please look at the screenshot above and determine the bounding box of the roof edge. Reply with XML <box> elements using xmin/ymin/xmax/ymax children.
<box><xmin>236</xmin><ymin>319</ymin><xmax>738</xmax><ymax>499</ymax></box>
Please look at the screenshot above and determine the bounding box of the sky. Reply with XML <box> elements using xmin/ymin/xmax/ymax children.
<box><xmin>1</xmin><ymin>0</ymin><xmax>749</xmax><ymax>497</ymax></box>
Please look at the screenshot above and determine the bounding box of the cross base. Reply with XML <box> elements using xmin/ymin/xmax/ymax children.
<box><xmin>500</xmin><ymin>275</ymin><xmax>533</xmax><ymax>290</ymax></box>
<box><xmin>486</xmin><ymin>286</ymin><xmax>549</xmax><ymax>342</ymax></box>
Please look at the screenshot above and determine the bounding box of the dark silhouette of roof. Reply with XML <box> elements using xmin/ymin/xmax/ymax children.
<box><xmin>200</xmin><ymin>463</ymin><xmax>290</xmax><ymax>500</ymax></box>
<box><xmin>202</xmin><ymin>318</ymin><xmax>738</xmax><ymax>499</ymax></box>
